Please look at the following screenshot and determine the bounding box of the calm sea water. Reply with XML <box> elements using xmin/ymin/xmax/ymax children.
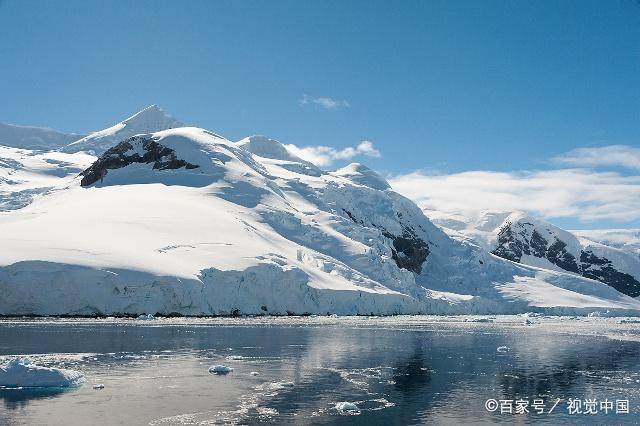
<box><xmin>1</xmin><ymin>316</ymin><xmax>639</xmax><ymax>425</ymax></box>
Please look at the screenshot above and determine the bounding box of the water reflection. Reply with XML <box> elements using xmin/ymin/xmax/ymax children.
<box><xmin>0</xmin><ymin>387</ymin><xmax>72</xmax><ymax>410</ymax></box>
<box><xmin>0</xmin><ymin>318</ymin><xmax>638</xmax><ymax>425</ymax></box>
<box><xmin>497</xmin><ymin>337</ymin><xmax>640</xmax><ymax>401</ymax></box>
<box><xmin>392</xmin><ymin>352</ymin><xmax>431</xmax><ymax>392</ymax></box>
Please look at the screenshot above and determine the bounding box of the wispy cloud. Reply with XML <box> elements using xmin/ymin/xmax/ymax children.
<box><xmin>285</xmin><ymin>140</ymin><xmax>380</xmax><ymax>167</ymax></box>
<box><xmin>553</xmin><ymin>145</ymin><xmax>640</xmax><ymax>170</ymax></box>
<box><xmin>300</xmin><ymin>94</ymin><xmax>350</xmax><ymax>111</ymax></box>
<box><xmin>390</xmin><ymin>168</ymin><xmax>640</xmax><ymax>223</ymax></box>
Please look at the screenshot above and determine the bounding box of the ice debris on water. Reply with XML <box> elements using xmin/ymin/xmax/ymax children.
<box><xmin>0</xmin><ymin>357</ymin><xmax>85</xmax><ymax>388</ymax></box>
<box><xmin>256</xmin><ymin>407</ymin><xmax>278</xmax><ymax>416</ymax></box>
<box><xmin>335</xmin><ymin>401</ymin><xmax>360</xmax><ymax>414</ymax></box>
<box><xmin>496</xmin><ymin>346</ymin><xmax>509</xmax><ymax>352</ymax></box>
<box><xmin>136</xmin><ymin>314</ymin><xmax>155</xmax><ymax>320</ymax></box>
<box><xmin>466</xmin><ymin>317</ymin><xmax>494</xmax><ymax>323</ymax></box>
<box><xmin>587</xmin><ymin>310</ymin><xmax>611</xmax><ymax>318</ymax></box>
<box><xmin>226</xmin><ymin>355</ymin><xmax>244</xmax><ymax>360</ymax></box>
<box><xmin>209</xmin><ymin>365</ymin><xmax>233</xmax><ymax>375</ymax></box>
<box><xmin>267</xmin><ymin>381</ymin><xmax>294</xmax><ymax>390</ymax></box>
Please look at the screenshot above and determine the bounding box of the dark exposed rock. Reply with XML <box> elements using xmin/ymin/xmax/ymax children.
<box><xmin>80</xmin><ymin>136</ymin><xmax>199</xmax><ymax>187</ymax></box>
<box><xmin>493</xmin><ymin>222</ymin><xmax>579</xmax><ymax>273</ymax></box>
<box><xmin>389</xmin><ymin>231</ymin><xmax>430</xmax><ymax>274</ymax></box>
<box><xmin>546</xmin><ymin>239</ymin><xmax>579</xmax><ymax>273</ymax></box>
<box><xmin>530</xmin><ymin>230</ymin><xmax>548</xmax><ymax>258</ymax></box>
<box><xmin>492</xmin><ymin>221</ymin><xmax>640</xmax><ymax>297</ymax></box>
<box><xmin>342</xmin><ymin>208</ymin><xmax>364</xmax><ymax>226</ymax></box>
<box><xmin>342</xmin><ymin>209</ymin><xmax>429</xmax><ymax>274</ymax></box>
<box><xmin>580</xmin><ymin>251</ymin><xmax>640</xmax><ymax>297</ymax></box>
<box><xmin>492</xmin><ymin>225</ymin><xmax>526</xmax><ymax>262</ymax></box>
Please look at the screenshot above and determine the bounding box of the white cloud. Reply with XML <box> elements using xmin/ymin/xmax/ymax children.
<box><xmin>553</xmin><ymin>145</ymin><xmax>640</xmax><ymax>170</ymax></box>
<box><xmin>285</xmin><ymin>140</ymin><xmax>381</xmax><ymax>167</ymax></box>
<box><xmin>390</xmin><ymin>168</ymin><xmax>640</xmax><ymax>223</ymax></box>
<box><xmin>300</xmin><ymin>94</ymin><xmax>350</xmax><ymax>110</ymax></box>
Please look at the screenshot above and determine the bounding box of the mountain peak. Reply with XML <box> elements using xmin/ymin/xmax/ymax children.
<box><xmin>123</xmin><ymin>104</ymin><xmax>168</xmax><ymax>123</ymax></box>
<box><xmin>61</xmin><ymin>105</ymin><xmax>185</xmax><ymax>155</ymax></box>
<box><xmin>334</xmin><ymin>162</ymin><xmax>390</xmax><ymax>190</ymax></box>
<box><xmin>236</xmin><ymin>135</ymin><xmax>309</xmax><ymax>164</ymax></box>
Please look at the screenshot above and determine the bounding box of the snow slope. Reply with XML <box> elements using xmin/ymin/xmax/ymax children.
<box><xmin>61</xmin><ymin>105</ymin><xmax>184</xmax><ymax>155</ymax></box>
<box><xmin>428</xmin><ymin>210</ymin><xmax>640</xmax><ymax>298</ymax></box>
<box><xmin>426</xmin><ymin>209</ymin><xmax>512</xmax><ymax>249</ymax></box>
<box><xmin>572</xmin><ymin>229</ymin><xmax>640</xmax><ymax>257</ymax></box>
<box><xmin>0</xmin><ymin>122</ymin><xmax>82</xmax><ymax>151</ymax></box>
<box><xmin>0</xmin><ymin>146</ymin><xmax>95</xmax><ymax>211</ymax></box>
<box><xmin>1</xmin><ymin>127</ymin><xmax>640</xmax><ymax>316</ymax></box>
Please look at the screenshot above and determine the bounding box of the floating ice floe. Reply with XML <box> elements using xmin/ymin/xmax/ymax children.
<box><xmin>256</xmin><ymin>407</ymin><xmax>278</xmax><ymax>416</ymax></box>
<box><xmin>496</xmin><ymin>346</ymin><xmax>510</xmax><ymax>353</ymax></box>
<box><xmin>226</xmin><ymin>355</ymin><xmax>245</xmax><ymax>360</ymax></box>
<box><xmin>209</xmin><ymin>365</ymin><xmax>233</xmax><ymax>375</ymax></box>
<box><xmin>587</xmin><ymin>310</ymin><xmax>611</xmax><ymax>318</ymax></box>
<box><xmin>268</xmin><ymin>381</ymin><xmax>294</xmax><ymax>390</ymax></box>
<box><xmin>620</xmin><ymin>319</ymin><xmax>640</xmax><ymax>324</ymax></box>
<box><xmin>0</xmin><ymin>358</ymin><xmax>84</xmax><ymax>388</ymax></box>
<box><xmin>136</xmin><ymin>314</ymin><xmax>156</xmax><ymax>320</ymax></box>
<box><xmin>466</xmin><ymin>317</ymin><xmax>494</xmax><ymax>323</ymax></box>
<box><xmin>335</xmin><ymin>401</ymin><xmax>360</xmax><ymax>414</ymax></box>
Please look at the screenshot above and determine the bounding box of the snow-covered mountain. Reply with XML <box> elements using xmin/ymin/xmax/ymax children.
<box><xmin>2</xmin><ymin>121</ymin><xmax>640</xmax><ymax>316</ymax></box>
<box><xmin>0</xmin><ymin>122</ymin><xmax>82</xmax><ymax>151</ymax></box>
<box><xmin>0</xmin><ymin>146</ymin><xmax>95</xmax><ymax>211</ymax></box>
<box><xmin>61</xmin><ymin>105</ymin><xmax>184</xmax><ymax>155</ymax></box>
<box><xmin>428</xmin><ymin>210</ymin><xmax>640</xmax><ymax>298</ymax></box>
<box><xmin>572</xmin><ymin>229</ymin><xmax>640</xmax><ymax>257</ymax></box>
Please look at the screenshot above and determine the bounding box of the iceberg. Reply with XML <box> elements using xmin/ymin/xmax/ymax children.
<box><xmin>0</xmin><ymin>358</ymin><xmax>84</xmax><ymax>389</ymax></box>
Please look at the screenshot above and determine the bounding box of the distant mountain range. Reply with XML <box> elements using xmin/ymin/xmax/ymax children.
<box><xmin>1</xmin><ymin>106</ymin><xmax>639</xmax><ymax>316</ymax></box>
<box><xmin>428</xmin><ymin>211</ymin><xmax>640</xmax><ymax>297</ymax></box>
<box><xmin>0</xmin><ymin>122</ymin><xmax>83</xmax><ymax>151</ymax></box>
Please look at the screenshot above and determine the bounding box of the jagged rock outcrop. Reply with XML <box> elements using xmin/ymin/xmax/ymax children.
<box><xmin>80</xmin><ymin>136</ymin><xmax>198</xmax><ymax>187</ymax></box>
<box><xmin>492</xmin><ymin>217</ymin><xmax>640</xmax><ymax>297</ymax></box>
<box><xmin>580</xmin><ymin>251</ymin><xmax>640</xmax><ymax>297</ymax></box>
<box><xmin>387</xmin><ymin>230</ymin><xmax>430</xmax><ymax>274</ymax></box>
<box><xmin>342</xmin><ymin>207</ymin><xmax>430</xmax><ymax>274</ymax></box>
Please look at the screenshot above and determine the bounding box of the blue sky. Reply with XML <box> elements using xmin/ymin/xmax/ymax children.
<box><xmin>0</xmin><ymin>0</ymin><xmax>639</xmax><ymax>229</ymax></box>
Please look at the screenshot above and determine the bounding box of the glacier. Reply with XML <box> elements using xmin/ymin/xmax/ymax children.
<box><xmin>1</xmin><ymin>107</ymin><xmax>640</xmax><ymax>316</ymax></box>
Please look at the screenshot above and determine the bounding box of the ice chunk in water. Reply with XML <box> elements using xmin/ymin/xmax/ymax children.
<box><xmin>268</xmin><ymin>381</ymin><xmax>294</xmax><ymax>390</ymax></box>
<box><xmin>209</xmin><ymin>365</ymin><xmax>233</xmax><ymax>375</ymax></box>
<box><xmin>0</xmin><ymin>358</ymin><xmax>84</xmax><ymax>388</ymax></box>
<box><xmin>137</xmin><ymin>314</ymin><xmax>156</xmax><ymax>320</ymax></box>
<box><xmin>335</xmin><ymin>401</ymin><xmax>359</xmax><ymax>414</ymax></box>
